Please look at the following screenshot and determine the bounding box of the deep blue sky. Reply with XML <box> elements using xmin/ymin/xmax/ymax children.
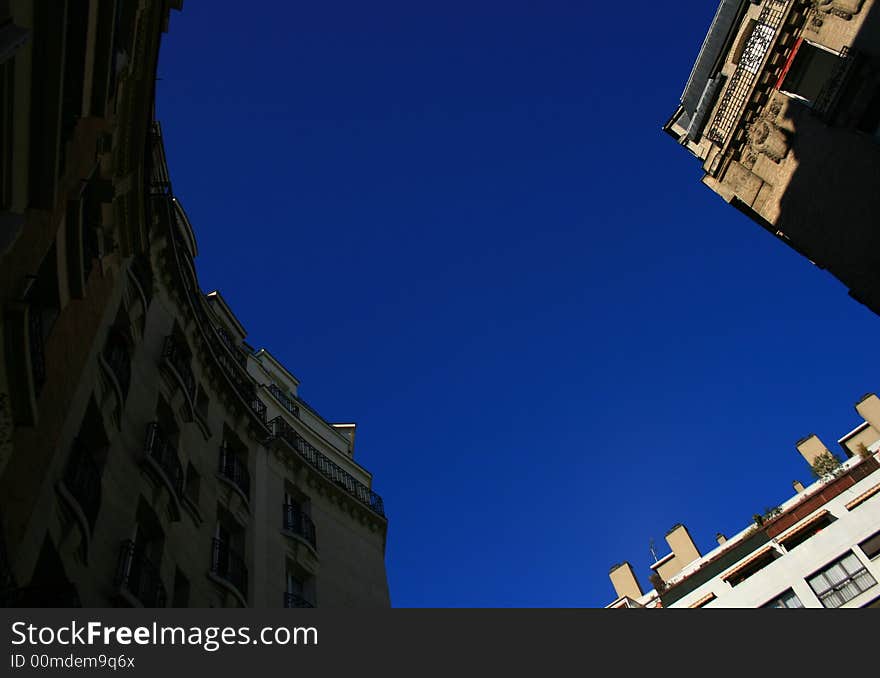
<box><xmin>156</xmin><ymin>1</ymin><xmax>879</xmax><ymax>607</ymax></box>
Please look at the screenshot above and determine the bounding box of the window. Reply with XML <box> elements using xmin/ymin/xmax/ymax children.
<box><xmin>211</xmin><ymin>508</ymin><xmax>247</xmax><ymax>600</ymax></box>
<box><xmin>779</xmin><ymin>512</ymin><xmax>835</xmax><ymax>552</ymax></box>
<box><xmin>219</xmin><ymin>428</ymin><xmax>250</xmax><ymax>501</ymax></box>
<box><xmin>778</xmin><ymin>41</ymin><xmax>843</xmax><ymax>104</ymax></box>
<box><xmin>284</xmin><ymin>566</ymin><xmax>315</xmax><ymax>608</ymax></box>
<box><xmin>807</xmin><ymin>552</ymin><xmax>877</xmax><ymax>608</ymax></box>
<box><xmin>723</xmin><ymin>548</ymin><xmax>780</xmax><ymax>587</ymax></box>
<box><xmin>761</xmin><ymin>589</ymin><xmax>804</xmax><ymax>608</ymax></box>
<box><xmin>283</xmin><ymin>487</ymin><xmax>316</xmax><ymax>549</ymax></box>
<box><xmin>859</xmin><ymin>530</ymin><xmax>880</xmax><ymax>561</ymax></box>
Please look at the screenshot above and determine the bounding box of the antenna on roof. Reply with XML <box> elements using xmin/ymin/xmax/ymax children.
<box><xmin>649</xmin><ymin>538</ymin><xmax>658</xmax><ymax>563</ymax></box>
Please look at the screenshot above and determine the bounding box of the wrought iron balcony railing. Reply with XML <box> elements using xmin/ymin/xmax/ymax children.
<box><xmin>706</xmin><ymin>0</ymin><xmax>788</xmax><ymax>145</ymax></box>
<box><xmin>219</xmin><ymin>448</ymin><xmax>250</xmax><ymax>501</ymax></box>
<box><xmin>63</xmin><ymin>439</ymin><xmax>102</xmax><ymax>531</ymax></box>
<box><xmin>211</xmin><ymin>538</ymin><xmax>247</xmax><ymax>601</ymax></box>
<box><xmin>284</xmin><ymin>593</ymin><xmax>314</xmax><ymax>608</ymax></box>
<box><xmin>144</xmin><ymin>423</ymin><xmax>184</xmax><ymax>499</ymax></box>
<box><xmin>812</xmin><ymin>45</ymin><xmax>856</xmax><ymax>121</ymax></box>
<box><xmin>271</xmin><ymin>417</ymin><xmax>385</xmax><ymax>518</ymax></box>
<box><xmin>283</xmin><ymin>504</ymin><xmax>317</xmax><ymax>550</ymax></box>
<box><xmin>115</xmin><ymin>540</ymin><xmax>167</xmax><ymax>608</ymax></box>
<box><xmin>104</xmin><ymin>329</ymin><xmax>131</xmax><ymax>399</ymax></box>
<box><xmin>216</xmin><ymin>326</ymin><xmax>248</xmax><ymax>369</ymax></box>
<box><xmin>166</xmin><ymin>234</ymin><xmax>267</xmax><ymax>431</ymax></box>
<box><xmin>162</xmin><ymin>335</ymin><xmax>196</xmax><ymax>401</ymax></box>
<box><xmin>268</xmin><ymin>384</ymin><xmax>301</xmax><ymax>418</ymax></box>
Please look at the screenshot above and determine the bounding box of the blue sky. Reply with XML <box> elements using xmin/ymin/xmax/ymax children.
<box><xmin>156</xmin><ymin>1</ymin><xmax>879</xmax><ymax>607</ymax></box>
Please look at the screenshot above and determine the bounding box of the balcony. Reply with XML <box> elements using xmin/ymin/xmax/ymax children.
<box><xmin>270</xmin><ymin>417</ymin><xmax>385</xmax><ymax>518</ymax></box>
<box><xmin>162</xmin><ymin>335</ymin><xmax>196</xmax><ymax>403</ymax></box>
<box><xmin>177</xmin><ymin>285</ymin><xmax>267</xmax><ymax>431</ymax></box>
<box><xmin>115</xmin><ymin>541</ymin><xmax>167</xmax><ymax>608</ymax></box>
<box><xmin>268</xmin><ymin>383</ymin><xmax>301</xmax><ymax>418</ymax></box>
<box><xmin>61</xmin><ymin>440</ymin><xmax>102</xmax><ymax>532</ymax></box>
<box><xmin>283</xmin><ymin>504</ymin><xmax>317</xmax><ymax>551</ymax></box>
<box><xmin>284</xmin><ymin>593</ymin><xmax>314</xmax><ymax>608</ymax></box>
<box><xmin>205</xmin><ymin>329</ymin><xmax>267</xmax><ymax>426</ymax></box>
<box><xmin>216</xmin><ymin>326</ymin><xmax>248</xmax><ymax>369</ymax></box>
<box><xmin>210</xmin><ymin>538</ymin><xmax>247</xmax><ymax>603</ymax></box>
<box><xmin>103</xmin><ymin>329</ymin><xmax>131</xmax><ymax>400</ymax></box>
<box><xmin>144</xmin><ymin>423</ymin><xmax>184</xmax><ymax>513</ymax></box>
<box><xmin>218</xmin><ymin>448</ymin><xmax>250</xmax><ymax>502</ymax></box>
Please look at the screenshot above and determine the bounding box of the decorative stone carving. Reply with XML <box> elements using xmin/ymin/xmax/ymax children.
<box><xmin>746</xmin><ymin>119</ymin><xmax>790</xmax><ymax>162</ymax></box>
<box><xmin>816</xmin><ymin>0</ymin><xmax>865</xmax><ymax>19</ymax></box>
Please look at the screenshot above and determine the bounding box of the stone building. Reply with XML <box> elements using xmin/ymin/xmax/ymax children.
<box><xmin>606</xmin><ymin>393</ymin><xmax>880</xmax><ymax>608</ymax></box>
<box><xmin>664</xmin><ymin>0</ymin><xmax>880</xmax><ymax>314</ymax></box>
<box><xmin>0</xmin><ymin>0</ymin><xmax>389</xmax><ymax>607</ymax></box>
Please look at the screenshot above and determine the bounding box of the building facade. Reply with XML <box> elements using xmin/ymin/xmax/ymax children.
<box><xmin>0</xmin><ymin>0</ymin><xmax>390</xmax><ymax>607</ymax></box>
<box><xmin>664</xmin><ymin>0</ymin><xmax>880</xmax><ymax>314</ymax></box>
<box><xmin>606</xmin><ymin>392</ymin><xmax>880</xmax><ymax>609</ymax></box>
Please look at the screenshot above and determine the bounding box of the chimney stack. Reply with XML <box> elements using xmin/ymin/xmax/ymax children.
<box><xmin>666</xmin><ymin>523</ymin><xmax>700</xmax><ymax>566</ymax></box>
<box><xmin>856</xmin><ymin>393</ymin><xmax>880</xmax><ymax>432</ymax></box>
<box><xmin>796</xmin><ymin>434</ymin><xmax>831</xmax><ymax>467</ymax></box>
<box><xmin>716</xmin><ymin>533</ymin><xmax>726</xmax><ymax>545</ymax></box>
<box><xmin>609</xmin><ymin>562</ymin><xmax>643</xmax><ymax>601</ymax></box>
<box><xmin>793</xmin><ymin>480</ymin><xmax>805</xmax><ymax>493</ymax></box>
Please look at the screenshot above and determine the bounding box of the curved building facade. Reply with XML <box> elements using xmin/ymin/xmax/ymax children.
<box><xmin>0</xmin><ymin>0</ymin><xmax>390</xmax><ymax>608</ymax></box>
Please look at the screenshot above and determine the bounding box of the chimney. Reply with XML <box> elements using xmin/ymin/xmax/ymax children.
<box><xmin>665</xmin><ymin>524</ymin><xmax>700</xmax><ymax>567</ymax></box>
<box><xmin>715</xmin><ymin>533</ymin><xmax>727</xmax><ymax>545</ymax></box>
<box><xmin>856</xmin><ymin>393</ymin><xmax>880</xmax><ymax>432</ymax></box>
<box><xmin>793</xmin><ymin>480</ymin><xmax>805</xmax><ymax>493</ymax></box>
<box><xmin>796</xmin><ymin>434</ymin><xmax>831</xmax><ymax>467</ymax></box>
<box><xmin>609</xmin><ymin>562</ymin><xmax>643</xmax><ymax>601</ymax></box>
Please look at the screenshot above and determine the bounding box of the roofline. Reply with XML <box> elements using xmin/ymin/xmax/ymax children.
<box><xmin>838</xmin><ymin>421</ymin><xmax>870</xmax><ymax>445</ymax></box>
<box><xmin>649</xmin><ymin>552</ymin><xmax>676</xmax><ymax>571</ymax></box>
<box><xmin>253</xmin><ymin>348</ymin><xmax>300</xmax><ymax>388</ymax></box>
<box><xmin>205</xmin><ymin>290</ymin><xmax>247</xmax><ymax>337</ymax></box>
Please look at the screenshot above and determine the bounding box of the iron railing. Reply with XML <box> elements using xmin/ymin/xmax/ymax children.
<box><xmin>103</xmin><ymin>328</ymin><xmax>131</xmax><ymax>399</ymax></box>
<box><xmin>284</xmin><ymin>593</ymin><xmax>314</xmax><ymax>608</ymax></box>
<box><xmin>63</xmin><ymin>439</ymin><xmax>102</xmax><ymax>531</ymax></box>
<box><xmin>167</xmin><ymin>226</ymin><xmax>268</xmax><ymax>431</ymax></box>
<box><xmin>271</xmin><ymin>417</ymin><xmax>385</xmax><ymax>518</ymax></box>
<box><xmin>812</xmin><ymin>45</ymin><xmax>855</xmax><ymax>121</ymax></box>
<box><xmin>706</xmin><ymin>0</ymin><xmax>789</xmax><ymax>144</ymax></box>
<box><xmin>211</xmin><ymin>538</ymin><xmax>247</xmax><ymax>600</ymax></box>
<box><xmin>115</xmin><ymin>540</ymin><xmax>167</xmax><ymax>607</ymax></box>
<box><xmin>162</xmin><ymin>335</ymin><xmax>196</xmax><ymax>401</ymax></box>
<box><xmin>144</xmin><ymin>423</ymin><xmax>184</xmax><ymax>499</ymax></box>
<box><xmin>268</xmin><ymin>384</ymin><xmax>301</xmax><ymax>418</ymax></box>
<box><xmin>216</xmin><ymin>326</ymin><xmax>248</xmax><ymax>369</ymax></box>
<box><xmin>219</xmin><ymin>448</ymin><xmax>250</xmax><ymax>500</ymax></box>
<box><xmin>283</xmin><ymin>504</ymin><xmax>317</xmax><ymax>550</ymax></box>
